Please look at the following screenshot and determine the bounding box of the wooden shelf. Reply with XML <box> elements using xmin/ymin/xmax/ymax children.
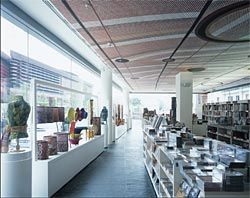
<box><xmin>203</xmin><ymin>100</ymin><xmax>250</xmax><ymax>149</ymax></box>
<box><xmin>217</xmin><ymin>133</ymin><xmax>231</xmax><ymax>139</ymax></box>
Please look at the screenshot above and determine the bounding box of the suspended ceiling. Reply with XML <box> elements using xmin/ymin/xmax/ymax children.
<box><xmin>17</xmin><ymin>0</ymin><xmax>250</xmax><ymax>92</ymax></box>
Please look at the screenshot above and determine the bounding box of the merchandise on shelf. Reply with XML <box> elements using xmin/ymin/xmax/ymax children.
<box><xmin>143</xmin><ymin>123</ymin><xmax>250</xmax><ymax>198</ymax></box>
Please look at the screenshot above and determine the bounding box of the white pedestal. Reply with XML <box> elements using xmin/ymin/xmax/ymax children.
<box><xmin>32</xmin><ymin>135</ymin><xmax>104</xmax><ymax>197</ymax></box>
<box><xmin>102</xmin><ymin>124</ymin><xmax>108</xmax><ymax>147</ymax></box>
<box><xmin>1</xmin><ymin>150</ymin><xmax>32</xmax><ymax>197</ymax></box>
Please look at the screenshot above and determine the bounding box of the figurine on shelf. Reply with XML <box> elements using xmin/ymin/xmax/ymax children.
<box><xmin>100</xmin><ymin>106</ymin><xmax>108</xmax><ymax>124</ymax></box>
<box><xmin>75</xmin><ymin>107</ymin><xmax>88</xmax><ymax>121</ymax></box>
<box><xmin>6</xmin><ymin>95</ymin><xmax>31</xmax><ymax>152</ymax></box>
<box><xmin>90</xmin><ymin>99</ymin><xmax>94</xmax><ymax>124</ymax></box>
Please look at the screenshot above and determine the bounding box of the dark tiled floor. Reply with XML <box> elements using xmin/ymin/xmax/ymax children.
<box><xmin>53</xmin><ymin>120</ymin><xmax>156</xmax><ymax>198</ymax></box>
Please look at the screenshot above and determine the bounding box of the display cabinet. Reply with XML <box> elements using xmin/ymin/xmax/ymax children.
<box><xmin>31</xmin><ymin>79</ymin><xmax>104</xmax><ymax>197</ymax></box>
<box><xmin>143</xmin><ymin>124</ymin><xmax>250</xmax><ymax>198</ymax></box>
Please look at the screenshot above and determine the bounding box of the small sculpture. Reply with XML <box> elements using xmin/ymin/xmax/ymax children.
<box><xmin>6</xmin><ymin>95</ymin><xmax>30</xmax><ymax>152</ymax></box>
<box><xmin>100</xmin><ymin>106</ymin><xmax>108</xmax><ymax>124</ymax></box>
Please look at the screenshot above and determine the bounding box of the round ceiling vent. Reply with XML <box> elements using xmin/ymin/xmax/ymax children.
<box><xmin>162</xmin><ymin>58</ymin><xmax>175</xmax><ymax>63</ymax></box>
<box><xmin>187</xmin><ymin>67</ymin><xmax>206</xmax><ymax>72</ymax></box>
<box><xmin>115</xmin><ymin>58</ymin><xmax>129</xmax><ymax>63</ymax></box>
<box><xmin>195</xmin><ymin>1</ymin><xmax>250</xmax><ymax>43</ymax></box>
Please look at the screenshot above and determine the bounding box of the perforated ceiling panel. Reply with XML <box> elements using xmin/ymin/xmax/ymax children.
<box><xmin>50</xmin><ymin>0</ymin><xmax>250</xmax><ymax>92</ymax></box>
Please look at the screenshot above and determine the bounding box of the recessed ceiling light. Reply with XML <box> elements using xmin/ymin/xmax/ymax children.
<box><xmin>187</xmin><ymin>67</ymin><xmax>206</xmax><ymax>72</ymax></box>
<box><xmin>162</xmin><ymin>58</ymin><xmax>175</xmax><ymax>63</ymax></box>
<box><xmin>107</xmin><ymin>42</ymin><xmax>113</xmax><ymax>47</ymax></box>
<box><xmin>130</xmin><ymin>77</ymin><xmax>140</xmax><ymax>80</ymax></box>
<box><xmin>115</xmin><ymin>58</ymin><xmax>129</xmax><ymax>63</ymax></box>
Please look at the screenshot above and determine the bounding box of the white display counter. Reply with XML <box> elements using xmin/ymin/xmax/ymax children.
<box><xmin>115</xmin><ymin>124</ymin><xmax>128</xmax><ymax>139</ymax></box>
<box><xmin>1</xmin><ymin>150</ymin><xmax>32</xmax><ymax>197</ymax></box>
<box><xmin>32</xmin><ymin>135</ymin><xmax>104</xmax><ymax>197</ymax></box>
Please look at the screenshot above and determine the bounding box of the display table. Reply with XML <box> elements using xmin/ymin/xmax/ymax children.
<box><xmin>32</xmin><ymin>135</ymin><xmax>104</xmax><ymax>197</ymax></box>
<box><xmin>1</xmin><ymin>150</ymin><xmax>32</xmax><ymax>197</ymax></box>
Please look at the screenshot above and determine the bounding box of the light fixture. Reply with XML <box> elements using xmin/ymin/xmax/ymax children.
<box><xmin>115</xmin><ymin>58</ymin><xmax>129</xmax><ymax>63</ymax></box>
<box><xmin>204</xmin><ymin>77</ymin><xmax>210</xmax><ymax>80</ymax></box>
<box><xmin>181</xmin><ymin>82</ymin><xmax>192</xmax><ymax>87</ymax></box>
<box><xmin>187</xmin><ymin>67</ymin><xmax>206</xmax><ymax>72</ymax></box>
<box><xmin>85</xmin><ymin>2</ymin><xmax>90</xmax><ymax>8</ymax></box>
<box><xmin>130</xmin><ymin>77</ymin><xmax>140</xmax><ymax>80</ymax></box>
<box><xmin>162</xmin><ymin>58</ymin><xmax>175</xmax><ymax>63</ymax></box>
<box><xmin>107</xmin><ymin>42</ymin><xmax>113</xmax><ymax>47</ymax></box>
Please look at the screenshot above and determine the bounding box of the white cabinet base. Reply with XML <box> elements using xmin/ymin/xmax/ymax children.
<box><xmin>32</xmin><ymin>135</ymin><xmax>104</xmax><ymax>197</ymax></box>
<box><xmin>115</xmin><ymin>125</ymin><xmax>128</xmax><ymax>139</ymax></box>
<box><xmin>1</xmin><ymin>150</ymin><xmax>32</xmax><ymax>197</ymax></box>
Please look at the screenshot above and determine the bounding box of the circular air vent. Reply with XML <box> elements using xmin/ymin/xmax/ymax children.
<box><xmin>115</xmin><ymin>58</ymin><xmax>129</xmax><ymax>63</ymax></box>
<box><xmin>195</xmin><ymin>1</ymin><xmax>250</xmax><ymax>43</ymax></box>
<box><xmin>187</xmin><ymin>67</ymin><xmax>206</xmax><ymax>72</ymax></box>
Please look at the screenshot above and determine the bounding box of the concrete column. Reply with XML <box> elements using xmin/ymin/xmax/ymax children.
<box><xmin>123</xmin><ymin>88</ymin><xmax>131</xmax><ymax>130</ymax></box>
<box><xmin>176</xmin><ymin>72</ymin><xmax>193</xmax><ymax>129</ymax></box>
<box><xmin>101</xmin><ymin>68</ymin><xmax>112</xmax><ymax>146</ymax></box>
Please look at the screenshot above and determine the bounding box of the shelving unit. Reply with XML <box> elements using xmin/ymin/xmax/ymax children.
<box><xmin>143</xmin><ymin>131</ymin><xmax>182</xmax><ymax>198</ymax></box>
<box><xmin>143</xmin><ymin>127</ymin><xmax>250</xmax><ymax>198</ymax></box>
<box><xmin>203</xmin><ymin>100</ymin><xmax>250</xmax><ymax>149</ymax></box>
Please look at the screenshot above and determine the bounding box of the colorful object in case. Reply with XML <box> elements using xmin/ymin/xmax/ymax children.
<box><xmin>54</xmin><ymin>132</ymin><xmax>68</xmax><ymax>152</ymax></box>
<box><xmin>67</xmin><ymin>108</ymin><xmax>76</xmax><ymax>122</ymax></box>
<box><xmin>37</xmin><ymin>140</ymin><xmax>49</xmax><ymax>160</ymax></box>
<box><xmin>43</xmin><ymin>135</ymin><xmax>57</xmax><ymax>155</ymax></box>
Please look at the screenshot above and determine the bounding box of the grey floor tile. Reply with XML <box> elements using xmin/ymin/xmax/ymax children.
<box><xmin>53</xmin><ymin>120</ymin><xmax>156</xmax><ymax>197</ymax></box>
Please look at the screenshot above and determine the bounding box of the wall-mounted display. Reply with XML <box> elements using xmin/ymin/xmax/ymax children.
<box><xmin>115</xmin><ymin>104</ymin><xmax>125</xmax><ymax>126</ymax></box>
<box><xmin>90</xmin><ymin>99</ymin><xmax>94</xmax><ymax>124</ymax></box>
<box><xmin>92</xmin><ymin>117</ymin><xmax>101</xmax><ymax>135</ymax></box>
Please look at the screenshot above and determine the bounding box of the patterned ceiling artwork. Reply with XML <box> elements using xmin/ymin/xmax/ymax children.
<box><xmin>50</xmin><ymin>0</ymin><xmax>250</xmax><ymax>92</ymax></box>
